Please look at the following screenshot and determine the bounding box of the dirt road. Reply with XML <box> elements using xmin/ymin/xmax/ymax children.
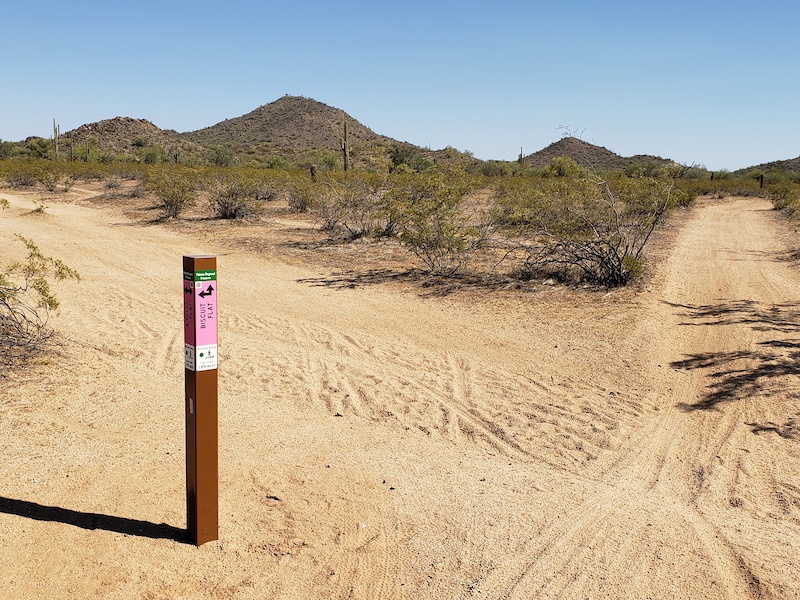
<box><xmin>1</xmin><ymin>190</ymin><xmax>798</xmax><ymax>599</ymax></box>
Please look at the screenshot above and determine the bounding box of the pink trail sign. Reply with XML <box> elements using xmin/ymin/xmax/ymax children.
<box><xmin>184</xmin><ymin>268</ymin><xmax>217</xmax><ymax>371</ymax></box>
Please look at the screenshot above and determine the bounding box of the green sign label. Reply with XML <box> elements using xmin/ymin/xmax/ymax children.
<box><xmin>195</xmin><ymin>270</ymin><xmax>217</xmax><ymax>282</ymax></box>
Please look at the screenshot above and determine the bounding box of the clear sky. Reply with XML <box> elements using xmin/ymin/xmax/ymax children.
<box><xmin>2</xmin><ymin>0</ymin><xmax>798</xmax><ymax>171</ymax></box>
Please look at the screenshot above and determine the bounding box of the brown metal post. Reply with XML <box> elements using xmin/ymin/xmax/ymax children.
<box><xmin>183</xmin><ymin>255</ymin><xmax>219</xmax><ymax>546</ymax></box>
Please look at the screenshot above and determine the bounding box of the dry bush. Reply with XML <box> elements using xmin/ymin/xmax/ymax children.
<box><xmin>387</xmin><ymin>171</ymin><xmax>491</xmax><ymax>275</ymax></box>
<box><xmin>315</xmin><ymin>172</ymin><xmax>389</xmax><ymax>238</ymax></box>
<box><xmin>146</xmin><ymin>169</ymin><xmax>198</xmax><ymax>218</ymax></box>
<box><xmin>495</xmin><ymin>175</ymin><xmax>678</xmax><ymax>286</ymax></box>
<box><xmin>1</xmin><ymin>236</ymin><xmax>80</xmax><ymax>375</ymax></box>
<box><xmin>208</xmin><ymin>175</ymin><xmax>265</xmax><ymax>219</ymax></box>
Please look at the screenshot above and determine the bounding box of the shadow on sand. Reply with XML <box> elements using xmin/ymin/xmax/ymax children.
<box><xmin>0</xmin><ymin>496</ymin><xmax>188</xmax><ymax>543</ymax></box>
<box><xmin>665</xmin><ymin>300</ymin><xmax>800</xmax><ymax>424</ymax></box>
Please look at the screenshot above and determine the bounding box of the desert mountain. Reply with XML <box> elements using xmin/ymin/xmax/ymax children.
<box><xmin>63</xmin><ymin>117</ymin><xmax>204</xmax><ymax>156</ymax></box>
<box><xmin>182</xmin><ymin>95</ymin><xmax>397</xmax><ymax>163</ymax></box>
<box><xmin>524</xmin><ymin>137</ymin><xmax>673</xmax><ymax>171</ymax></box>
<box><xmin>745</xmin><ymin>156</ymin><xmax>800</xmax><ymax>174</ymax></box>
<box><xmin>43</xmin><ymin>96</ymin><xmax>796</xmax><ymax>173</ymax></box>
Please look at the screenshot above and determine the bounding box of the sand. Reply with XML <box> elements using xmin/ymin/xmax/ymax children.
<box><xmin>1</xmin><ymin>185</ymin><xmax>799</xmax><ymax>599</ymax></box>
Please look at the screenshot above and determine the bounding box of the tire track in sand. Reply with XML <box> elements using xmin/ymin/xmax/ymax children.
<box><xmin>477</xmin><ymin>198</ymin><xmax>797</xmax><ymax>599</ymax></box>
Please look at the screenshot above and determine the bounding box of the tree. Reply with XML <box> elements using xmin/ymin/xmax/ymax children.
<box><xmin>25</xmin><ymin>137</ymin><xmax>51</xmax><ymax>159</ymax></box>
<box><xmin>0</xmin><ymin>139</ymin><xmax>14</xmax><ymax>158</ymax></box>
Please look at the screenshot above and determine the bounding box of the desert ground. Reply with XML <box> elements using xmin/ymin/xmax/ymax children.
<box><xmin>1</xmin><ymin>184</ymin><xmax>799</xmax><ymax>599</ymax></box>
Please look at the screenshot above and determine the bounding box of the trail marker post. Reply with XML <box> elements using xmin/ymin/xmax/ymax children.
<box><xmin>183</xmin><ymin>255</ymin><xmax>219</xmax><ymax>546</ymax></box>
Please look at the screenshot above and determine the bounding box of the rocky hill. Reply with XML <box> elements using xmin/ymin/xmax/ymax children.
<box><xmin>63</xmin><ymin>117</ymin><xmax>204</xmax><ymax>157</ymax></box>
<box><xmin>524</xmin><ymin>137</ymin><xmax>673</xmax><ymax>172</ymax></box>
<box><xmin>182</xmin><ymin>95</ymin><xmax>398</xmax><ymax>166</ymax></box>
<box><xmin>745</xmin><ymin>156</ymin><xmax>800</xmax><ymax>174</ymax></box>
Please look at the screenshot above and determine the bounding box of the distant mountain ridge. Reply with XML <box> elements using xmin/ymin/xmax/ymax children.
<box><xmin>524</xmin><ymin>137</ymin><xmax>673</xmax><ymax>172</ymax></box>
<box><xmin>47</xmin><ymin>96</ymin><xmax>797</xmax><ymax>172</ymax></box>
<box><xmin>746</xmin><ymin>156</ymin><xmax>800</xmax><ymax>174</ymax></box>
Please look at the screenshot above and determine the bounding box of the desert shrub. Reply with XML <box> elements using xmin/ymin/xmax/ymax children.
<box><xmin>0</xmin><ymin>140</ymin><xmax>14</xmax><ymax>159</ymax></box>
<box><xmin>479</xmin><ymin>161</ymin><xmax>515</xmax><ymax>177</ymax></box>
<box><xmin>678</xmin><ymin>175</ymin><xmax>765</xmax><ymax>199</ymax></box>
<box><xmin>316</xmin><ymin>172</ymin><xmax>388</xmax><ymax>238</ymax></box>
<box><xmin>208</xmin><ymin>175</ymin><xmax>265</xmax><ymax>219</ymax></box>
<box><xmin>543</xmin><ymin>156</ymin><xmax>581</xmax><ymax>178</ymax></box>
<box><xmin>4</xmin><ymin>164</ymin><xmax>40</xmax><ymax>189</ymax></box>
<box><xmin>249</xmin><ymin>174</ymin><xmax>280</xmax><ymax>202</ymax></box>
<box><xmin>286</xmin><ymin>175</ymin><xmax>320</xmax><ymax>213</ymax></box>
<box><xmin>769</xmin><ymin>182</ymin><xmax>800</xmax><ymax>220</ymax></box>
<box><xmin>146</xmin><ymin>169</ymin><xmax>198</xmax><ymax>218</ymax></box>
<box><xmin>104</xmin><ymin>176</ymin><xmax>122</xmax><ymax>191</ymax></box>
<box><xmin>386</xmin><ymin>171</ymin><xmax>488</xmax><ymax>275</ymax></box>
<box><xmin>389</xmin><ymin>143</ymin><xmax>433</xmax><ymax>173</ymax></box>
<box><xmin>208</xmin><ymin>145</ymin><xmax>234</xmax><ymax>167</ymax></box>
<box><xmin>768</xmin><ymin>182</ymin><xmax>799</xmax><ymax>207</ymax></box>
<box><xmin>496</xmin><ymin>174</ymin><xmax>678</xmax><ymax>286</ymax></box>
<box><xmin>128</xmin><ymin>183</ymin><xmax>147</xmax><ymax>198</ymax></box>
<box><xmin>141</xmin><ymin>146</ymin><xmax>166</xmax><ymax>165</ymax></box>
<box><xmin>1</xmin><ymin>235</ymin><xmax>80</xmax><ymax>375</ymax></box>
<box><xmin>25</xmin><ymin>138</ymin><xmax>51</xmax><ymax>159</ymax></box>
<box><xmin>38</xmin><ymin>170</ymin><xmax>61</xmax><ymax>192</ymax></box>
<box><xmin>260</xmin><ymin>155</ymin><xmax>294</xmax><ymax>170</ymax></box>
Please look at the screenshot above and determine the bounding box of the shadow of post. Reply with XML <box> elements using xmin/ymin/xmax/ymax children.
<box><xmin>0</xmin><ymin>496</ymin><xmax>189</xmax><ymax>544</ymax></box>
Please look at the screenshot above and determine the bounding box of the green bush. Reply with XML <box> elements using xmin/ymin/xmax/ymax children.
<box><xmin>543</xmin><ymin>156</ymin><xmax>581</xmax><ymax>178</ymax></box>
<box><xmin>315</xmin><ymin>172</ymin><xmax>387</xmax><ymax>238</ymax></box>
<box><xmin>1</xmin><ymin>162</ymin><xmax>41</xmax><ymax>188</ymax></box>
<box><xmin>208</xmin><ymin>175</ymin><xmax>265</xmax><ymax>219</ymax></box>
<box><xmin>1</xmin><ymin>235</ymin><xmax>80</xmax><ymax>374</ymax></box>
<box><xmin>286</xmin><ymin>175</ymin><xmax>319</xmax><ymax>213</ymax></box>
<box><xmin>0</xmin><ymin>140</ymin><xmax>14</xmax><ymax>159</ymax></box>
<box><xmin>208</xmin><ymin>145</ymin><xmax>234</xmax><ymax>167</ymax></box>
<box><xmin>146</xmin><ymin>169</ymin><xmax>198</xmax><ymax>218</ymax></box>
<box><xmin>495</xmin><ymin>174</ymin><xmax>678</xmax><ymax>286</ymax></box>
<box><xmin>141</xmin><ymin>145</ymin><xmax>166</xmax><ymax>165</ymax></box>
<box><xmin>769</xmin><ymin>182</ymin><xmax>800</xmax><ymax>220</ymax></box>
<box><xmin>387</xmin><ymin>171</ymin><xmax>487</xmax><ymax>275</ymax></box>
<box><xmin>389</xmin><ymin>143</ymin><xmax>433</xmax><ymax>173</ymax></box>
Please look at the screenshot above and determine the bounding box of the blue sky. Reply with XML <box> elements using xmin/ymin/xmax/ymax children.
<box><xmin>3</xmin><ymin>0</ymin><xmax>798</xmax><ymax>170</ymax></box>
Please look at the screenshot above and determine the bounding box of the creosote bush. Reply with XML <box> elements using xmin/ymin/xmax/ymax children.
<box><xmin>769</xmin><ymin>181</ymin><xmax>800</xmax><ymax>221</ymax></box>
<box><xmin>286</xmin><ymin>176</ymin><xmax>319</xmax><ymax>213</ymax></box>
<box><xmin>1</xmin><ymin>235</ymin><xmax>80</xmax><ymax>375</ymax></box>
<box><xmin>316</xmin><ymin>172</ymin><xmax>390</xmax><ymax>238</ymax></box>
<box><xmin>208</xmin><ymin>175</ymin><xmax>266</xmax><ymax>219</ymax></box>
<box><xmin>387</xmin><ymin>171</ymin><xmax>490</xmax><ymax>275</ymax></box>
<box><xmin>496</xmin><ymin>173</ymin><xmax>679</xmax><ymax>286</ymax></box>
<box><xmin>146</xmin><ymin>169</ymin><xmax>198</xmax><ymax>218</ymax></box>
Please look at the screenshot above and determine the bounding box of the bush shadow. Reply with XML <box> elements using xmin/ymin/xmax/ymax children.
<box><xmin>666</xmin><ymin>300</ymin><xmax>800</xmax><ymax>413</ymax></box>
<box><xmin>296</xmin><ymin>268</ymin><xmax>543</xmax><ymax>298</ymax></box>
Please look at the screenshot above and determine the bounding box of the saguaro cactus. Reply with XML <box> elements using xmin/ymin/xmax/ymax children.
<box><xmin>340</xmin><ymin>120</ymin><xmax>350</xmax><ymax>172</ymax></box>
<box><xmin>53</xmin><ymin>119</ymin><xmax>60</xmax><ymax>161</ymax></box>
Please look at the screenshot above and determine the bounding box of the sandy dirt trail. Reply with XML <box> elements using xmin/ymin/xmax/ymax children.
<box><xmin>1</xmin><ymin>190</ymin><xmax>798</xmax><ymax>599</ymax></box>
